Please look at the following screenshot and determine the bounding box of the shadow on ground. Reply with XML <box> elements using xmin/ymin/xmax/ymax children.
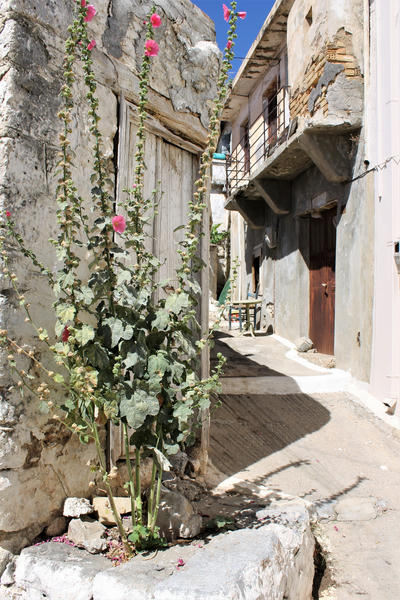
<box><xmin>209</xmin><ymin>331</ymin><xmax>331</xmax><ymax>477</ymax></box>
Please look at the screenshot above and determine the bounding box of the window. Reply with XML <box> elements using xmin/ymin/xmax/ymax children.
<box><xmin>263</xmin><ymin>81</ymin><xmax>279</xmax><ymax>147</ymax></box>
<box><xmin>305</xmin><ymin>7</ymin><xmax>312</xmax><ymax>25</ymax></box>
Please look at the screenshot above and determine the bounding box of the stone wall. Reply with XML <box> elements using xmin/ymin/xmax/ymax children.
<box><xmin>0</xmin><ymin>0</ymin><xmax>219</xmax><ymax>552</ymax></box>
<box><xmin>287</xmin><ymin>0</ymin><xmax>364</xmax><ymax>130</ymax></box>
<box><xmin>289</xmin><ymin>28</ymin><xmax>363</xmax><ymax>123</ymax></box>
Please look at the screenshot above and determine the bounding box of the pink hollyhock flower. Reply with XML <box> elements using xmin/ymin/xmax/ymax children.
<box><xmin>5</xmin><ymin>211</ymin><xmax>11</xmax><ymax>218</ymax></box>
<box><xmin>62</xmin><ymin>326</ymin><xmax>70</xmax><ymax>342</ymax></box>
<box><xmin>145</xmin><ymin>39</ymin><xmax>159</xmax><ymax>57</ymax></box>
<box><xmin>223</xmin><ymin>4</ymin><xmax>230</xmax><ymax>22</ymax></box>
<box><xmin>81</xmin><ymin>0</ymin><xmax>86</xmax><ymax>6</ymax></box>
<box><xmin>238</xmin><ymin>11</ymin><xmax>247</xmax><ymax>19</ymax></box>
<box><xmin>87</xmin><ymin>39</ymin><xmax>96</xmax><ymax>51</ymax></box>
<box><xmin>112</xmin><ymin>215</ymin><xmax>126</xmax><ymax>233</ymax></box>
<box><xmin>227</xmin><ymin>40</ymin><xmax>233</xmax><ymax>50</ymax></box>
<box><xmin>150</xmin><ymin>13</ymin><xmax>162</xmax><ymax>27</ymax></box>
<box><xmin>84</xmin><ymin>4</ymin><xmax>96</xmax><ymax>22</ymax></box>
<box><xmin>177</xmin><ymin>558</ymin><xmax>185</xmax><ymax>567</ymax></box>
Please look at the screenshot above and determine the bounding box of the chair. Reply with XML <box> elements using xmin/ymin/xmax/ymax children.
<box><xmin>228</xmin><ymin>284</ymin><xmax>261</xmax><ymax>333</ymax></box>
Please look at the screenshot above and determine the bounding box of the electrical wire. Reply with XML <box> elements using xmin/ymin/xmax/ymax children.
<box><xmin>346</xmin><ymin>155</ymin><xmax>400</xmax><ymax>184</ymax></box>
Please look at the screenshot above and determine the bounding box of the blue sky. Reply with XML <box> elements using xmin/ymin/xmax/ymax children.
<box><xmin>192</xmin><ymin>1</ymin><xmax>276</xmax><ymax>77</ymax></box>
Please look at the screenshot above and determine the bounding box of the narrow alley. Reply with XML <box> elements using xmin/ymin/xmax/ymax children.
<box><xmin>209</xmin><ymin>332</ymin><xmax>400</xmax><ymax>599</ymax></box>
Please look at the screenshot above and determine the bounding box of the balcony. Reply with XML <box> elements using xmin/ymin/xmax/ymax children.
<box><xmin>227</xmin><ymin>86</ymin><xmax>291</xmax><ymax>196</ymax></box>
<box><xmin>225</xmin><ymin>83</ymin><xmax>357</xmax><ymax>227</ymax></box>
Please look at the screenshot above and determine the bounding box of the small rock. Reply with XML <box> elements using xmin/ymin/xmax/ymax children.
<box><xmin>0</xmin><ymin>558</ymin><xmax>15</xmax><ymax>586</ymax></box>
<box><xmin>45</xmin><ymin>516</ymin><xmax>68</xmax><ymax>538</ymax></box>
<box><xmin>63</xmin><ymin>497</ymin><xmax>94</xmax><ymax>518</ymax></box>
<box><xmin>68</xmin><ymin>518</ymin><xmax>107</xmax><ymax>554</ymax></box>
<box><xmin>163</xmin><ymin>476</ymin><xmax>205</xmax><ymax>502</ymax></box>
<box><xmin>0</xmin><ymin>547</ymin><xmax>13</xmax><ymax>578</ymax></box>
<box><xmin>170</xmin><ymin>451</ymin><xmax>189</xmax><ymax>477</ymax></box>
<box><xmin>295</xmin><ymin>337</ymin><xmax>313</xmax><ymax>352</ymax></box>
<box><xmin>93</xmin><ymin>497</ymin><xmax>131</xmax><ymax>526</ymax></box>
<box><xmin>156</xmin><ymin>488</ymin><xmax>202</xmax><ymax>542</ymax></box>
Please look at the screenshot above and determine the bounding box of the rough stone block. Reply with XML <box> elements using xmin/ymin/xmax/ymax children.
<box><xmin>14</xmin><ymin>542</ymin><xmax>110</xmax><ymax>600</ymax></box>
<box><xmin>63</xmin><ymin>498</ymin><xmax>94</xmax><ymax>518</ymax></box>
<box><xmin>93</xmin><ymin>497</ymin><xmax>131</xmax><ymax>526</ymax></box>
<box><xmin>0</xmin><ymin>547</ymin><xmax>13</xmax><ymax>577</ymax></box>
<box><xmin>156</xmin><ymin>488</ymin><xmax>202</xmax><ymax>542</ymax></box>
<box><xmin>92</xmin><ymin>498</ymin><xmax>315</xmax><ymax>600</ymax></box>
<box><xmin>67</xmin><ymin>518</ymin><xmax>107</xmax><ymax>554</ymax></box>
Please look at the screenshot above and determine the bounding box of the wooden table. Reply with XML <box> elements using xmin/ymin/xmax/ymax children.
<box><xmin>229</xmin><ymin>298</ymin><xmax>262</xmax><ymax>336</ymax></box>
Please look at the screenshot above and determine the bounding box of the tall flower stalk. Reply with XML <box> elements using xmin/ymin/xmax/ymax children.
<box><xmin>0</xmin><ymin>1</ymin><xmax>244</xmax><ymax>555</ymax></box>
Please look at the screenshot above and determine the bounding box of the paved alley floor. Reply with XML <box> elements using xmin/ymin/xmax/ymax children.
<box><xmin>209</xmin><ymin>331</ymin><xmax>400</xmax><ymax>599</ymax></box>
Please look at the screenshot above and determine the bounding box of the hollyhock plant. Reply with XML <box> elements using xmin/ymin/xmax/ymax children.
<box><xmin>0</xmin><ymin>0</ymin><xmax>242</xmax><ymax>557</ymax></box>
<box><xmin>145</xmin><ymin>39</ymin><xmax>159</xmax><ymax>57</ymax></box>
<box><xmin>112</xmin><ymin>215</ymin><xmax>126</xmax><ymax>233</ymax></box>
<box><xmin>150</xmin><ymin>13</ymin><xmax>162</xmax><ymax>28</ymax></box>
<box><xmin>84</xmin><ymin>4</ymin><xmax>96</xmax><ymax>22</ymax></box>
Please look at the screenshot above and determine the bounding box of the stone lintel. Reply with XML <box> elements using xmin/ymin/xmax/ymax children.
<box><xmin>253</xmin><ymin>178</ymin><xmax>291</xmax><ymax>214</ymax></box>
<box><xmin>298</xmin><ymin>131</ymin><xmax>351</xmax><ymax>182</ymax></box>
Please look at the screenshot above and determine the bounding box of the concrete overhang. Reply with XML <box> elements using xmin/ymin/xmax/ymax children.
<box><xmin>225</xmin><ymin>124</ymin><xmax>357</xmax><ymax>225</ymax></box>
<box><xmin>222</xmin><ymin>0</ymin><xmax>295</xmax><ymax>122</ymax></box>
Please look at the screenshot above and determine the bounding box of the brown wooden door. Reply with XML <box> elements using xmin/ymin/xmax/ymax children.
<box><xmin>309</xmin><ymin>209</ymin><xmax>336</xmax><ymax>355</ymax></box>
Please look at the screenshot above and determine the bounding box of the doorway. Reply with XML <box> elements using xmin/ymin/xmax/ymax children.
<box><xmin>309</xmin><ymin>208</ymin><xmax>336</xmax><ymax>355</ymax></box>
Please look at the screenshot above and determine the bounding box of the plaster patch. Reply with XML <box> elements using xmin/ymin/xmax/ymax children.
<box><xmin>308</xmin><ymin>62</ymin><xmax>344</xmax><ymax>114</ymax></box>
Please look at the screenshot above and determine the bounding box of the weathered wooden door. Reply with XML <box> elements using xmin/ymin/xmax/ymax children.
<box><xmin>109</xmin><ymin>97</ymin><xmax>208</xmax><ymax>465</ymax></box>
<box><xmin>309</xmin><ymin>208</ymin><xmax>336</xmax><ymax>355</ymax></box>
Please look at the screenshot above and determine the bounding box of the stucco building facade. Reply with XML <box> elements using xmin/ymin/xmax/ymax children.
<box><xmin>224</xmin><ymin>0</ymin><xmax>376</xmax><ymax>385</ymax></box>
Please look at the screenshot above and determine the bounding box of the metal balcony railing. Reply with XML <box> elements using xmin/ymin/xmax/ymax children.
<box><xmin>226</xmin><ymin>86</ymin><xmax>290</xmax><ymax>195</ymax></box>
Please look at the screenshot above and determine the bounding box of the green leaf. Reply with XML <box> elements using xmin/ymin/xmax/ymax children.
<box><xmin>129</xmin><ymin>427</ymin><xmax>158</xmax><ymax>449</ymax></box>
<box><xmin>123</xmin><ymin>352</ymin><xmax>139</xmax><ymax>369</ymax></box>
<box><xmin>117</xmin><ymin>269</ymin><xmax>131</xmax><ymax>286</ymax></box>
<box><xmin>165</xmin><ymin>292</ymin><xmax>191</xmax><ymax>315</ymax></box>
<box><xmin>173</xmin><ymin>403</ymin><xmax>192</xmax><ymax>422</ymax></box>
<box><xmin>63</xmin><ymin>271</ymin><xmax>75</xmax><ymax>288</ymax></box>
<box><xmin>148</xmin><ymin>352</ymin><xmax>169</xmax><ymax>377</ymax></box>
<box><xmin>55</xmin><ymin>303</ymin><xmax>76</xmax><ymax>323</ymax></box>
<box><xmin>170</xmin><ymin>361</ymin><xmax>185</xmax><ymax>381</ymax></box>
<box><xmin>84</xmin><ymin>343</ymin><xmax>110</xmax><ymax>370</ymax></box>
<box><xmin>151</xmin><ymin>309</ymin><xmax>170</xmax><ymax>330</ymax></box>
<box><xmin>164</xmin><ymin>442</ymin><xmax>179</xmax><ymax>456</ymax></box>
<box><xmin>75</xmin><ymin>286</ymin><xmax>94</xmax><ymax>305</ymax></box>
<box><xmin>120</xmin><ymin>389</ymin><xmax>160</xmax><ymax>429</ymax></box>
<box><xmin>103</xmin><ymin>318</ymin><xmax>134</xmax><ymax>348</ymax></box>
<box><xmin>75</xmin><ymin>325</ymin><xmax>95</xmax><ymax>346</ymax></box>
<box><xmin>53</xmin><ymin>373</ymin><xmax>65</xmax><ymax>384</ymax></box>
